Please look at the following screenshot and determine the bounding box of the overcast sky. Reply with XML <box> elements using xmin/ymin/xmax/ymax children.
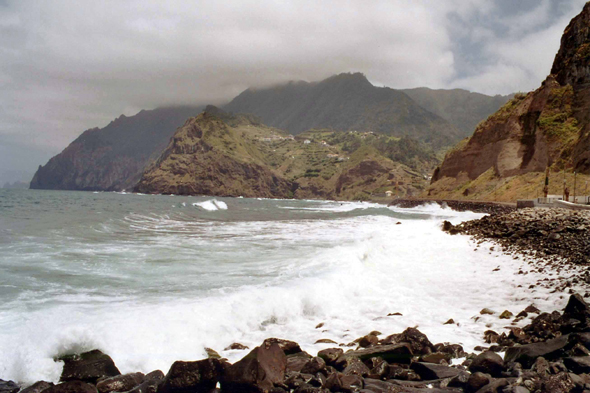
<box><xmin>0</xmin><ymin>0</ymin><xmax>587</xmax><ymax>184</ymax></box>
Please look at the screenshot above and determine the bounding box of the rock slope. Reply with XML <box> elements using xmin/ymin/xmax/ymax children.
<box><xmin>429</xmin><ymin>2</ymin><xmax>590</xmax><ymax>200</ymax></box>
<box><xmin>134</xmin><ymin>107</ymin><xmax>436</xmax><ymax>199</ymax></box>
<box><xmin>225</xmin><ymin>73</ymin><xmax>462</xmax><ymax>149</ymax></box>
<box><xmin>30</xmin><ymin>106</ymin><xmax>203</xmax><ymax>191</ymax></box>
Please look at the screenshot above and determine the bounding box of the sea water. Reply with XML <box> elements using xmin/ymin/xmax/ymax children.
<box><xmin>0</xmin><ymin>189</ymin><xmax>575</xmax><ymax>384</ymax></box>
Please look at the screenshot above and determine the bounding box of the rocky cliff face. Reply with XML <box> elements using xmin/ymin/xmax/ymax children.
<box><xmin>30</xmin><ymin>106</ymin><xmax>202</xmax><ymax>191</ymax></box>
<box><xmin>428</xmin><ymin>2</ymin><xmax>590</xmax><ymax>200</ymax></box>
<box><xmin>134</xmin><ymin>110</ymin><xmax>295</xmax><ymax>198</ymax></box>
<box><xmin>135</xmin><ymin>107</ymin><xmax>434</xmax><ymax>200</ymax></box>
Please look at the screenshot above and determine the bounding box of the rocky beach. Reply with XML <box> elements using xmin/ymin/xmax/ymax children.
<box><xmin>3</xmin><ymin>204</ymin><xmax>590</xmax><ymax>393</ymax></box>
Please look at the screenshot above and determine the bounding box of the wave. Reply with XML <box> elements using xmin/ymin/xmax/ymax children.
<box><xmin>193</xmin><ymin>199</ymin><xmax>228</xmax><ymax>211</ymax></box>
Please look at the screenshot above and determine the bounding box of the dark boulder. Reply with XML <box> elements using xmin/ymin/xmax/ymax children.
<box><xmin>96</xmin><ymin>372</ymin><xmax>145</xmax><ymax>393</ymax></box>
<box><xmin>128</xmin><ymin>370</ymin><xmax>164</xmax><ymax>393</ymax></box>
<box><xmin>504</xmin><ymin>334</ymin><xmax>570</xmax><ymax>368</ymax></box>
<box><xmin>335</xmin><ymin>343</ymin><xmax>413</xmax><ymax>369</ymax></box>
<box><xmin>358</xmin><ymin>334</ymin><xmax>379</xmax><ymax>348</ymax></box>
<box><xmin>324</xmin><ymin>372</ymin><xmax>363</xmax><ymax>393</ymax></box>
<box><xmin>58</xmin><ymin>349</ymin><xmax>121</xmax><ymax>384</ymax></box>
<box><xmin>0</xmin><ymin>380</ymin><xmax>19</xmax><ymax>393</ymax></box>
<box><xmin>158</xmin><ymin>358</ymin><xmax>226</xmax><ymax>393</ymax></box>
<box><xmin>381</xmin><ymin>328</ymin><xmax>433</xmax><ymax>355</ymax></box>
<box><xmin>221</xmin><ymin>341</ymin><xmax>287</xmax><ymax>393</ymax></box>
<box><xmin>19</xmin><ymin>381</ymin><xmax>54</xmax><ymax>393</ymax></box>
<box><xmin>42</xmin><ymin>381</ymin><xmax>98</xmax><ymax>393</ymax></box>
<box><xmin>317</xmin><ymin>348</ymin><xmax>343</xmax><ymax>366</ymax></box>
<box><xmin>287</xmin><ymin>352</ymin><xmax>313</xmax><ymax>373</ymax></box>
<box><xmin>541</xmin><ymin>372</ymin><xmax>576</xmax><ymax>393</ymax></box>
<box><xmin>263</xmin><ymin>338</ymin><xmax>302</xmax><ymax>355</ymax></box>
<box><xmin>466</xmin><ymin>372</ymin><xmax>492</xmax><ymax>392</ymax></box>
<box><xmin>563</xmin><ymin>356</ymin><xmax>590</xmax><ymax>374</ymax></box>
<box><xmin>342</xmin><ymin>358</ymin><xmax>370</xmax><ymax>377</ymax></box>
<box><xmin>410</xmin><ymin>362</ymin><xmax>463</xmax><ymax>380</ymax></box>
<box><xmin>468</xmin><ymin>351</ymin><xmax>504</xmax><ymax>377</ymax></box>
<box><xmin>300</xmin><ymin>357</ymin><xmax>326</xmax><ymax>375</ymax></box>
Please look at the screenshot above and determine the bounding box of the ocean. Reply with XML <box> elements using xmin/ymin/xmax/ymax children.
<box><xmin>0</xmin><ymin>189</ymin><xmax>572</xmax><ymax>384</ymax></box>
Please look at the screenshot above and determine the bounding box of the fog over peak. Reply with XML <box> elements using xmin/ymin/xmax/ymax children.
<box><xmin>0</xmin><ymin>0</ymin><xmax>586</xmax><ymax>184</ymax></box>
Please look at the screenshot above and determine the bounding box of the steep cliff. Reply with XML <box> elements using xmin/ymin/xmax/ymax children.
<box><xmin>30</xmin><ymin>106</ymin><xmax>202</xmax><ymax>191</ymax></box>
<box><xmin>428</xmin><ymin>2</ymin><xmax>590</xmax><ymax>201</ymax></box>
<box><xmin>134</xmin><ymin>110</ymin><xmax>295</xmax><ymax>197</ymax></box>
<box><xmin>224</xmin><ymin>73</ymin><xmax>462</xmax><ymax>149</ymax></box>
<box><xmin>135</xmin><ymin>107</ymin><xmax>435</xmax><ymax>199</ymax></box>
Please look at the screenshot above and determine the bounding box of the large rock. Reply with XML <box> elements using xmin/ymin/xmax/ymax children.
<box><xmin>335</xmin><ymin>343</ymin><xmax>413</xmax><ymax>369</ymax></box>
<box><xmin>128</xmin><ymin>370</ymin><xmax>165</xmax><ymax>393</ymax></box>
<box><xmin>96</xmin><ymin>372</ymin><xmax>145</xmax><ymax>393</ymax></box>
<box><xmin>58</xmin><ymin>349</ymin><xmax>121</xmax><ymax>384</ymax></box>
<box><xmin>468</xmin><ymin>351</ymin><xmax>504</xmax><ymax>377</ymax></box>
<box><xmin>504</xmin><ymin>334</ymin><xmax>570</xmax><ymax>368</ymax></box>
<box><xmin>563</xmin><ymin>356</ymin><xmax>590</xmax><ymax>374</ymax></box>
<box><xmin>19</xmin><ymin>381</ymin><xmax>54</xmax><ymax>393</ymax></box>
<box><xmin>410</xmin><ymin>362</ymin><xmax>463</xmax><ymax>380</ymax></box>
<box><xmin>324</xmin><ymin>372</ymin><xmax>363</xmax><ymax>393</ymax></box>
<box><xmin>0</xmin><ymin>380</ymin><xmax>19</xmax><ymax>393</ymax></box>
<box><xmin>262</xmin><ymin>338</ymin><xmax>302</xmax><ymax>356</ymax></box>
<box><xmin>42</xmin><ymin>381</ymin><xmax>98</xmax><ymax>393</ymax></box>
<box><xmin>317</xmin><ymin>348</ymin><xmax>343</xmax><ymax>366</ymax></box>
<box><xmin>158</xmin><ymin>358</ymin><xmax>226</xmax><ymax>393</ymax></box>
<box><xmin>381</xmin><ymin>328</ymin><xmax>434</xmax><ymax>355</ymax></box>
<box><xmin>221</xmin><ymin>342</ymin><xmax>287</xmax><ymax>393</ymax></box>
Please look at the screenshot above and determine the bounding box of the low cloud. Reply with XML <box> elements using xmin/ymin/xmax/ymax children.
<box><xmin>0</xmin><ymin>0</ymin><xmax>587</xmax><ymax>183</ymax></box>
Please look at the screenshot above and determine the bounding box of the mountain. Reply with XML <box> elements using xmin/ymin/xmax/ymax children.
<box><xmin>401</xmin><ymin>88</ymin><xmax>511</xmax><ymax>138</ymax></box>
<box><xmin>224</xmin><ymin>73</ymin><xmax>462</xmax><ymax>149</ymax></box>
<box><xmin>135</xmin><ymin>106</ymin><xmax>436</xmax><ymax>199</ymax></box>
<box><xmin>427</xmin><ymin>2</ymin><xmax>590</xmax><ymax>201</ymax></box>
<box><xmin>30</xmin><ymin>106</ymin><xmax>203</xmax><ymax>191</ymax></box>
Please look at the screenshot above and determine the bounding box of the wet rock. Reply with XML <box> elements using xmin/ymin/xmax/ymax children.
<box><xmin>444</xmin><ymin>319</ymin><xmax>455</xmax><ymax>325</ymax></box>
<box><xmin>563</xmin><ymin>356</ymin><xmax>590</xmax><ymax>374</ymax></box>
<box><xmin>205</xmin><ymin>348</ymin><xmax>221</xmax><ymax>359</ymax></box>
<box><xmin>420</xmin><ymin>352</ymin><xmax>452</xmax><ymax>364</ymax></box>
<box><xmin>128</xmin><ymin>370</ymin><xmax>164</xmax><ymax>393</ymax></box>
<box><xmin>324</xmin><ymin>372</ymin><xmax>363</xmax><ymax>393</ymax></box>
<box><xmin>466</xmin><ymin>372</ymin><xmax>492</xmax><ymax>392</ymax></box>
<box><xmin>158</xmin><ymin>358</ymin><xmax>226</xmax><ymax>393</ymax></box>
<box><xmin>447</xmin><ymin>371</ymin><xmax>470</xmax><ymax>389</ymax></box>
<box><xmin>434</xmin><ymin>343</ymin><xmax>466</xmax><ymax>359</ymax></box>
<box><xmin>317</xmin><ymin>348</ymin><xmax>343</xmax><ymax>366</ymax></box>
<box><xmin>42</xmin><ymin>381</ymin><xmax>98</xmax><ymax>393</ymax></box>
<box><xmin>381</xmin><ymin>328</ymin><xmax>433</xmax><ymax>355</ymax></box>
<box><xmin>504</xmin><ymin>334</ymin><xmax>570</xmax><ymax>368</ymax></box>
<box><xmin>468</xmin><ymin>351</ymin><xmax>504</xmax><ymax>377</ymax></box>
<box><xmin>0</xmin><ymin>380</ymin><xmax>19</xmax><ymax>393</ymax></box>
<box><xmin>287</xmin><ymin>352</ymin><xmax>313</xmax><ymax>373</ymax></box>
<box><xmin>263</xmin><ymin>338</ymin><xmax>302</xmax><ymax>355</ymax></box>
<box><xmin>96</xmin><ymin>372</ymin><xmax>144</xmax><ymax>393</ymax></box>
<box><xmin>301</xmin><ymin>357</ymin><xmax>326</xmax><ymax>375</ymax></box>
<box><xmin>541</xmin><ymin>372</ymin><xmax>576</xmax><ymax>393</ymax></box>
<box><xmin>335</xmin><ymin>343</ymin><xmax>413</xmax><ymax>368</ymax></box>
<box><xmin>499</xmin><ymin>310</ymin><xmax>513</xmax><ymax>319</ymax></box>
<box><xmin>359</xmin><ymin>334</ymin><xmax>379</xmax><ymax>348</ymax></box>
<box><xmin>19</xmin><ymin>381</ymin><xmax>54</xmax><ymax>393</ymax></box>
<box><xmin>58</xmin><ymin>349</ymin><xmax>121</xmax><ymax>384</ymax></box>
<box><xmin>524</xmin><ymin>305</ymin><xmax>540</xmax><ymax>314</ymax></box>
<box><xmin>315</xmin><ymin>339</ymin><xmax>338</xmax><ymax>344</ymax></box>
<box><xmin>225</xmin><ymin>343</ymin><xmax>249</xmax><ymax>351</ymax></box>
<box><xmin>221</xmin><ymin>342</ymin><xmax>287</xmax><ymax>393</ymax></box>
<box><xmin>410</xmin><ymin>362</ymin><xmax>462</xmax><ymax>380</ymax></box>
<box><xmin>480</xmin><ymin>308</ymin><xmax>495</xmax><ymax>315</ymax></box>
<box><xmin>342</xmin><ymin>358</ymin><xmax>370</xmax><ymax>377</ymax></box>
<box><xmin>367</xmin><ymin>358</ymin><xmax>389</xmax><ymax>380</ymax></box>
<box><xmin>474</xmin><ymin>378</ymin><xmax>510</xmax><ymax>393</ymax></box>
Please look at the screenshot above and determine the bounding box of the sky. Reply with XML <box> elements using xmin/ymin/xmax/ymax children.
<box><xmin>0</xmin><ymin>0</ymin><xmax>587</xmax><ymax>185</ymax></box>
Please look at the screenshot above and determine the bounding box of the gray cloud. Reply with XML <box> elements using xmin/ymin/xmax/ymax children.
<box><xmin>0</xmin><ymin>0</ymin><xmax>586</xmax><ymax>184</ymax></box>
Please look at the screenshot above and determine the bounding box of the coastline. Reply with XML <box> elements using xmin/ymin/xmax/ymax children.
<box><xmin>386</xmin><ymin>198</ymin><xmax>516</xmax><ymax>215</ymax></box>
<box><xmin>4</xmin><ymin>205</ymin><xmax>590</xmax><ymax>393</ymax></box>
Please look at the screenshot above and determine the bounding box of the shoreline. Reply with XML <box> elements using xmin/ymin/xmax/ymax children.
<box><xmin>5</xmin><ymin>209</ymin><xmax>590</xmax><ymax>392</ymax></box>
<box><xmin>386</xmin><ymin>198</ymin><xmax>516</xmax><ymax>214</ymax></box>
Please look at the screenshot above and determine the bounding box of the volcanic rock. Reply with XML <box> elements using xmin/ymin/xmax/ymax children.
<box><xmin>58</xmin><ymin>349</ymin><xmax>121</xmax><ymax>384</ymax></box>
